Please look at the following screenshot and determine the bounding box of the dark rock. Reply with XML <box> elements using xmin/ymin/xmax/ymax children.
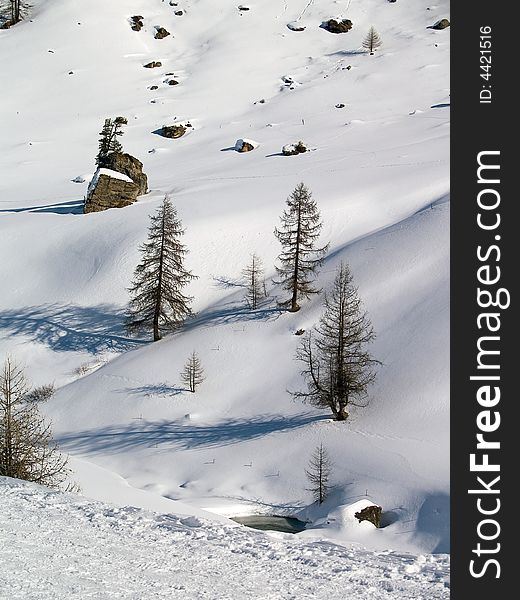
<box><xmin>354</xmin><ymin>505</ymin><xmax>382</xmax><ymax>528</ymax></box>
<box><xmin>175</xmin><ymin>10</ymin><xmax>184</xmax><ymax>16</ymax></box>
<box><xmin>167</xmin><ymin>79</ymin><xmax>179</xmax><ymax>85</ymax></box>
<box><xmin>238</xmin><ymin>5</ymin><xmax>250</xmax><ymax>11</ymax></box>
<box><xmin>282</xmin><ymin>141</ymin><xmax>308</xmax><ymax>156</ymax></box>
<box><xmin>144</xmin><ymin>61</ymin><xmax>162</xmax><ymax>68</ymax></box>
<box><xmin>150</xmin><ymin>85</ymin><xmax>159</xmax><ymax>90</ymax></box>
<box><xmin>84</xmin><ymin>170</ymin><xmax>140</xmax><ymax>213</ymax></box>
<box><xmin>335</xmin><ymin>103</ymin><xmax>345</xmax><ymax>108</ymax></box>
<box><xmin>287</xmin><ymin>22</ymin><xmax>306</xmax><ymax>32</ymax></box>
<box><xmin>323</xmin><ymin>19</ymin><xmax>353</xmax><ymax>34</ymax></box>
<box><xmin>130</xmin><ymin>16</ymin><xmax>144</xmax><ymax>31</ymax></box>
<box><xmin>159</xmin><ymin>124</ymin><xmax>187</xmax><ymax>138</ymax></box>
<box><xmin>295</xmin><ymin>329</ymin><xmax>305</xmax><ymax>336</ymax></box>
<box><xmin>235</xmin><ymin>139</ymin><xmax>257</xmax><ymax>152</ymax></box>
<box><xmin>155</xmin><ymin>27</ymin><xmax>171</xmax><ymax>39</ymax></box>
<box><xmin>430</xmin><ymin>18</ymin><xmax>450</xmax><ymax>30</ymax></box>
<box><xmin>103</xmin><ymin>152</ymin><xmax>148</xmax><ymax>195</ymax></box>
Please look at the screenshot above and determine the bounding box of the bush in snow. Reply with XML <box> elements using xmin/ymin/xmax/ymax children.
<box><xmin>24</xmin><ymin>383</ymin><xmax>55</xmax><ymax>404</ymax></box>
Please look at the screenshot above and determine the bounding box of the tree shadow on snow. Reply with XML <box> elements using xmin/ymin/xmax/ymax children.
<box><xmin>121</xmin><ymin>383</ymin><xmax>185</xmax><ymax>397</ymax></box>
<box><xmin>183</xmin><ymin>302</ymin><xmax>284</xmax><ymax>332</ymax></box>
<box><xmin>58</xmin><ymin>413</ymin><xmax>327</xmax><ymax>454</ymax></box>
<box><xmin>0</xmin><ymin>199</ymin><xmax>84</xmax><ymax>215</ymax></box>
<box><xmin>0</xmin><ymin>303</ymin><xmax>145</xmax><ymax>354</ymax></box>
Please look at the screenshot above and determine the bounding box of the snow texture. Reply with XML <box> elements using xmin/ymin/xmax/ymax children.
<box><xmin>0</xmin><ymin>0</ymin><xmax>450</xmax><ymax>593</ymax></box>
<box><xmin>0</xmin><ymin>478</ymin><xmax>450</xmax><ymax>600</ymax></box>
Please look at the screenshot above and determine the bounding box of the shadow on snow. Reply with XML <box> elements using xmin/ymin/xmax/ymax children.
<box><xmin>0</xmin><ymin>303</ymin><xmax>144</xmax><ymax>354</ymax></box>
<box><xmin>58</xmin><ymin>413</ymin><xmax>326</xmax><ymax>454</ymax></box>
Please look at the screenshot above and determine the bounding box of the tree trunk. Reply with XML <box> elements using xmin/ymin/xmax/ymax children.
<box><xmin>153</xmin><ymin>212</ymin><xmax>166</xmax><ymax>341</ymax></box>
<box><xmin>290</xmin><ymin>203</ymin><xmax>302</xmax><ymax>312</ymax></box>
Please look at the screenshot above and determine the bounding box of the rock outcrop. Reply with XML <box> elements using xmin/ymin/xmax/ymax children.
<box><xmin>155</xmin><ymin>27</ymin><xmax>171</xmax><ymax>39</ymax></box>
<box><xmin>354</xmin><ymin>505</ymin><xmax>382</xmax><ymax>528</ymax></box>
<box><xmin>282</xmin><ymin>141</ymin><xmax>308</xmax><ymax>156</ymax></box>
<box><xmin>235</xmin><ymin>138</ymin><xmax>258</xmax><ymax>152</ymax></box>
<box><xmin>130</xmin><ymin>16</ymin><xmax>144</xmax><ymax>31</ymax></box>
<box><xmin>323</xmin><ymin>19</ymin><xmax>353</xmax><ymax>34</ymax></box>
<box><xmin>430</xmin><ymin>18</ymin><xmax>450</xmax><ymax>30</ymax></box>
<box><xmin>103</xmin><ymin>152</ymin><xmax>148</xmax><ymax>196</ymax></box>
<box><xmin>144</xmin><ymin>61</ymin><xmax>162</xmax><ymax>68</ymax></box>
<box><xmin>159</xmin><ymin>124</ymin><xmax>187</xmax><ymax>138</ymax></box>
<box><xmin>84</xmin><ymin>169</ymin><xmax>140</xmax><ymax>213</ymax></box>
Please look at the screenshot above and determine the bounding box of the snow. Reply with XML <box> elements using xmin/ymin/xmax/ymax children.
<box><xmin>0</xmin><ymin>477</ymin><xmax>450</xmax><ymax>600</ymax></box>
<box><xmin>0</xmin><ymin>0</ymin><xmax>450</xmax><ymax>593</ymax></box>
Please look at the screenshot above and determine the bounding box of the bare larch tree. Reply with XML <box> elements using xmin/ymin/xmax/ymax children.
<box><xmin>96</xmin><ymin>116</ymin><xmax>127</xmax><ymax>167</ymax></box>
<box><xmin>242</xmin><ymin>253</ymin><xmax>265</xmax><ymax>309</ymax></box>
<box><xmin>305</xmin><ymin>443</ymin><xmax>333</xmax><ymax>504</ymax></box>
<box><xmin>181</xmin><ymin>351</ymin><xmax>205</xmax><ymax>393</ymax></box>
<box><xmin>126</xmin><ymin>196</ymin><xmax>197</xmax><ymax>341</ymax></box>
<box><xmin>0</xmin><ymin>357</ymin><xmax>70</xmax><ymax>489</ymax></box>
<box><xmin>362</xmin><ymin>26</ymin><xmax>382</xmax><ymax>54</ymax></box>
<box><xmin>294</xmin><ymin>262</ymin><xmax>379</xmax><ymax>421</ymax></box>
<box><xmin>274</xmin><ymin>183</ymin><xmax>328</xmax><ymax>312</ymax></box>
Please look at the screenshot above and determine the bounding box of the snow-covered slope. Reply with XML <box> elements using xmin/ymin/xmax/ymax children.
<box><xmin>0</xmin><ymin>0</ymin><xmax>450</xmax><ymax>564</ymax></box>
<box><xmin>1</xmin><ymin>478</ymin><xmax>450</xmax><ymax>600</ymax></box>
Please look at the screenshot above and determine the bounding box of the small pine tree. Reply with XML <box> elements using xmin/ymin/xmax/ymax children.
<box><xmin>294</xmin><ymin>262</ymin><xmax>379</xmax><ymax>421</ymax></box>
<box><xmin>305</xmin><ymin>443</ymin><xmax>332</xmax><ymax>504</ymax></box>
<box><xmin>362</xmin><ymin>26</ymin><xmax>382</xmax><ymax>54</ymax></box>
<box><xmin>0</xmin><ymin>357</ymin><xmax>71</xmax><ymax>489</ymax></box>
<box><xmin>180</xmin><ymin>351</ymin><xmax>205</xmax><ymax>393</ymax></box>
<box><xmin>126</xmin><ymin>196</ymin><xmax>197</xmax><ymax>341</ymax></box>
<box><xmin>96</xmin><ymin>116</ymin><xmax>127</xmax><ymax>167</ymax></box>
<box><xmin>242</xmin><ymin>253</ymin><xmax>265</xmax><ymax>309</ymax></box>
<box><xmin>274</xmin><ymin>183</ymin><xmax>329</xmax><ymax>312</ymax></box>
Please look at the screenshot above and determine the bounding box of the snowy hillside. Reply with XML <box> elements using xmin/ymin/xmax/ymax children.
<box><xmin>1</xmin><ymin>477</ymin><xmax>450</xmax><ymax>599</ymax></box>
<box><xmin>0</xmin><ymin>0</ymin><xmax>450</xmax><ymax>587</ymax></box>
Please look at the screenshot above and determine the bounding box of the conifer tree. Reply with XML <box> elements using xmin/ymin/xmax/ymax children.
<box><xmin>96</xmin><ymin>116</ymin><xmax>127</xmax><ymax>167</ymax></box>
<box><xmin>305</xmin><ymin>443</ymin><xmax>332</xmax><ymax>504</ymax></box>
<box><xmin>180</xmin><ymin>351</ymin><xmax>205</xmax><ymax>393</ymax></box>
<box><xmin>362</xmin><ymin>26</ymin><xmax>382</xmax><ymax>54</ymax></box>
<box><xmin>293</xmin><ymin>262</ymin><xmax>379</xmax><ymax>421</ymax></box>
<box><xmin>242</xmin><ymin>253</ymin><xmax>265</xmax><ymax>309</ymax></box>
<box><xmin>126</xmin><ymin>196</ymin><xmax>196</xmax><ymax>341</ymax></box>
<box><xmin>0</xmin><ymin>357</ymin><xmax>71</xmax><ymax>489</ymax></box>
<box><xmin>274</xmin><ymin>183</ymin><xmax>328</xmax><ymax>312</ymax></box>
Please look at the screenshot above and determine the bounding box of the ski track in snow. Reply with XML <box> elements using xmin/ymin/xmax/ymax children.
<box><xmin>0</xmin><ymin>478</ymin><xmax>449</xmax><ymax>600</ymax></box>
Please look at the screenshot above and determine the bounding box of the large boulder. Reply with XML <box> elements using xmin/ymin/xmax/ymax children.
<box><xmin>323</xmin><ymin>19</ymin><xmax>353</xmax><ymax>34</ymax></box>
<box><xmin>84</xmin><ymin>169</ymin><xmax>140</xmax><ymax>213</ymax></box>
<box><xmin>430</xmin><ymin>18</ymin><xmax>450</xmax><ymax>30</ymax></box>
<box><xmin>159</xmin><ymin>124</ymin><xmax>187</xmax><ymax>138</ymax></box>
<box><xmin>102</xmin><ymin>152</ymin><xmax>148</xmax><ymax>195</ymax></box>
<box><xmin>235</xmin><ymin>138</ymin><xmax>258</xmax><ymax>152</ymax></box>
<box><xmin>282</xmin><ymin>141</ymin><xmax>308</xmax><ymax>156</ymax></box>
<box><xmin>354</xmin><ymin>505</ymin><xmax>382</xmax><ymax>528</ymax></box>
<box><xmin>155</xmin><ymin>27</ymin><xmax>171</xmax><ymax>39</ymax></box>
